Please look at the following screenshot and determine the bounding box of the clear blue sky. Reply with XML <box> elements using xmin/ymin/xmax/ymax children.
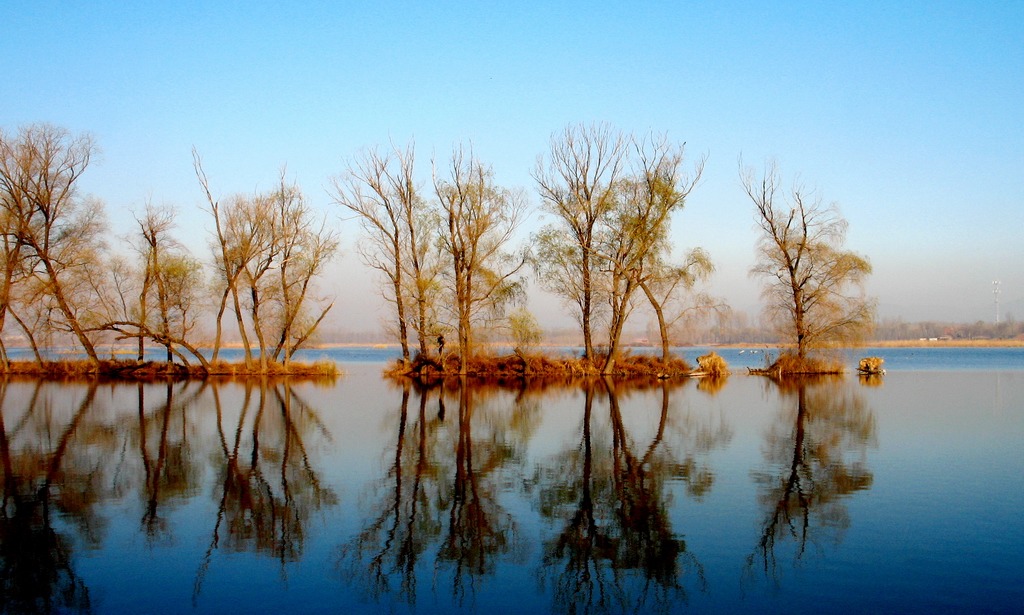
<box><xmin>3</xmin><ymin>1</ymin><xmax>1022</xmax><ymax>331</ymax></box>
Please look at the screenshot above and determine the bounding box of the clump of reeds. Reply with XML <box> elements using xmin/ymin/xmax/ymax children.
<box><xmin>695</xmin><ymin>351</ymin><xmax>729</xmax><ymax>377</ymax></box>
<box><xmin>753</xmin><ymin>352</ymin><xmax>845</xmax><ymax>376</ymax></box>
<box><xmin>857</xmin><ymin>356</ymin><xmax>885</xmax><ymax>374</ymax></box>
<box><xmin>207</xmin><ymin>359</ymin><xmax>339</xmax><ymax>378</ymax></box>
<box><xmin>604</xmin><ymin>354</ymin><xmax>692</xmax><ymax>378</ymax></box>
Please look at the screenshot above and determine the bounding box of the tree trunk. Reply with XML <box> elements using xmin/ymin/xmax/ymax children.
<box><xmin>42</xmin><ymin>260</ymin><xmax>99</xmax><ymax>365</ymax></box>
<box><xmin>639</xmin><ymin>280</ymin><xmax>671</xmax><ymax>362</ymax></box>
<box><xmin>212</xmin><ymin>286</ymin><xmax>230</xmax><ymax>362</ymax></box>
<box><xmin>249</xmin><ymin>284</ymin><xmax>269</xmax><ymax>372</ymax></box>
<box><xmin>229</xmin><ymin>279</ymin><xmax>252</xmax><ymax>367</ymax></box>
<box><xmin>9</xmin><ymin>308</ymin><xmax>43</xmax><ymax>364</ymax></box>
<box><xmin>581</xmin><ymin>251</ymin><xmax>594</xmax><ymax>360</ymax></box>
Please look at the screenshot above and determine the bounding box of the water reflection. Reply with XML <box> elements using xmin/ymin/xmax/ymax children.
<box><xmin>535</xmin><ymin>379</ymin><xmax>731</xmax><ymax>614</ymax></box>
<box><xmin>0</xmin><ymin>378</ymin><xmax>338</xmax><ymax>612</ymax></box>
<box><xmin>340</xmin><ymin>379</ymin><xmax>527</xmax><ymax>607</ymax></box>
<box><xmin>340</xmin><ymin>382</ymin><xmax>439</xmax><ymax>604</ymax></box>
<box><xmin>341</xmin><ymin>376</ymin><xmax>735</xmax><ymax>612</ymax></box>
<box><xmin>0</xmin><ymin>368</ymin><xmax>908</xmax><ymax>612</ymax></box>
<box><xmin>195</xmin><ymin>381</ymin><xmax>338</xmax><ymax>599</ymax></box>
<box><xmin>0</xmin><ymin>381</ymin><xmax>95</xmax><ymax>613</ymax></box>
<box><xmin>137</xmin><ymin>381</ymin><xmax>203</xmax><ymax>540</ymax></box>
<box><xmin>746</xmin><ymin>377</ymin><xmax>876</xmax><ymax>583</ymax></box>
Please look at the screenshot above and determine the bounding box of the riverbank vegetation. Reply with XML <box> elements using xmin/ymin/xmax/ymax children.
<box><xmin>0</xmin><ymin>358</ymin><xmax>339</xmax><ymax>380</ymax></box>
<box><xmin>388</xmin><ymin>351</ymin><xmax>697</xmax><ymax>383</ymax></box>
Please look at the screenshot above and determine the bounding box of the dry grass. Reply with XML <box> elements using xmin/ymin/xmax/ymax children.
<box><xmin>858</xmin><ymin>356</ymin><xmax>885</xmax><ymax>373</ymax></box>
<box><xmin>695</xmin><ymin>351</ymin><xmax>729</xmax><ymax>376</ymax></box>
<box><xmin>1</xmin><ymin>359</ymin><xmax>340</xmax><ymax>381</ymax></box>
<box><xmin>750</xmin><ymin>352</ymin><xmax>845</xmax><ymax>376</ymax></box>
<box><xmin>387</xmin><ymin>351</ymin><xmax>694</xmax><ymax>386</ymax></box>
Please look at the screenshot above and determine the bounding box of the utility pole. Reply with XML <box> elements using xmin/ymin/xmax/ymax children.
<box><xmin>993</xmin><ymin>280</ymin><xmax>1001</xmax><ymax>323</ymax></box>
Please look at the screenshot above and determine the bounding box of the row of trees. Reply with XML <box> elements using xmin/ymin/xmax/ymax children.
<box><xmin>339</xmin><ymin>123</ymin><xmax>875</xmax><ymax>373</ymax></box>
<box><xmin>0</xmin><ymin>123</ymin><xmax>338</xmax><ymax>372</ymax></box>
<box><xmin>336</xmin><ymin>124</ymin><xmax>717</xmax><ymax>375</ymax></box>
<box><xmin>331</xmin><ymin>143</ymin><xmax>528</xmax><ymax>370</ymax></box>
<box><xmin>1</xmin><ymin>121</ymin><xmax>875</xmax><ymax>375</ymax></box>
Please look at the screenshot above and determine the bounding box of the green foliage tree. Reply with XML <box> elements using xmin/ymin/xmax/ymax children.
<box><xmin>533</xmin><ymin>123</ymin><xmax>627</xmax><ymax>360</ymax></box>
<box><xmin>593</xmin><ymin>135</ymin><xmax>704</xmax><ymax>373</ymax></box>
<box><xmin>742</xmin><ymin>161</ymin><xmax>875</xmax><ymax>362</ymax></box>
<box><xmin>434</xmin><ymin>146</ymin><xmax>526</xmax><ymax>373</ymax></box>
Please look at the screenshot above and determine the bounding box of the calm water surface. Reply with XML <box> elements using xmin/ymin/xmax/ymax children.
<box><xmin>1</xmin><ymin>348</ymin><xmax>1021</xmax><ymax>613</ymax></box>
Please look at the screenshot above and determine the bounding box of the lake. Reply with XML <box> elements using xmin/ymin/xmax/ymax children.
<box><xmin>0</xmin><ymin>347</ymin><xmax>1021</xmax><ymax>613</ymax></box>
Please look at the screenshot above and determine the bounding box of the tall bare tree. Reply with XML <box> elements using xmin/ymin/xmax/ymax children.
<box><xmin>742</xmin><ymin>161</ymin><xmax>875</xmax><ymax>361</ymax></box>
<box><xmin>266</xmin><ymin>172</ymin><xmax>339</xmax><ymax>367</ymax></box>
<box><xmin>331</xmin><ymin>144</ymin><xmax>438</xmax><ymax>362</ymax></box>
<box><xmin>195</xmin><ymin>153</ymin><xmax>338</xmax><ymax>370</ymax></box>
<box><xmin>194</xmin><ymin>150</ymin><xmax>254</xmax><ymax>364</ymax></box>
<box><xmin>434</xmin><ymin>146</ymin><xmax>526</xmax><ymax>374</ymax></box>
<box><xmin>0</xmin><ymin>124</ymin><xmax>106</xmax><ymax>365</ymax></box>
<box><xmin>133</xmin><ymin>203</ymin><xmax>177</xmax><ymax>363</ymax></box>
<box><xmin>533</xmin><ymin>123</ymin><xmax>627</xmax><ymax>360</ymax></box>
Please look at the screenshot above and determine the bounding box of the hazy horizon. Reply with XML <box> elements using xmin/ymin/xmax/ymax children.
<box><xmin>4</xmin><ymin>3</ymin><xmax>1021</xmax><ymax>331</ymax></box>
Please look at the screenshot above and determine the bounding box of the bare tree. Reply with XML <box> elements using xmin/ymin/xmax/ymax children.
<box><xmin>195</xmin><ymin>152</ymin><xmax>338</xmax><ymax>371</ymax></box>
<box><xmin>0</xmin><ymin>203</ymin><xmax>27</xmax><ymax>368</ymax></box>
<box><xmin>133</xmin><ymin>203</ymin><xmax>177</xmax><ymax>363</ymax></box>
<box><xmin>0</xmin><ymin>124</ymin><xmax>106</xmax><ymax>365</ymax></box>
<box><xmin>533</xmin><ymin>123</ymin><xmax>627</xmax><ymax>360</ymax></box>
<box><xmin>331</xmin><ymin>144</ymin><xmax>438</xmax><ymax>362</ymax></box>
<box><xmin>194</xmin><ymin>150</ymin><xmax>255</xmax><ymax>365</ymax></box>
<box><xmin>742</xmin><ymin>161</ymin><xmax>875</xmax><ymax>362</ymax></box>
<box><xmin>266</xmin><ymin>172</ymin><xmax>339</xmax><ymax>367</ymax></box>
<box><xmin>99</xmin><ymin>240</ymin><xmax>210</xmax><ymax>372</ymax></box>
<box><xmin>434</xmin><ymin>146</ymin><xmax>526</xmax><ymax>374</ymax></box>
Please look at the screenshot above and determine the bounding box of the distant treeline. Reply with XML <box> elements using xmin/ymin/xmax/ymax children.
<box><xmin>872</xmin><ymin>318</ymin><xmax>1023</xmax><ymax>342</ymax></box>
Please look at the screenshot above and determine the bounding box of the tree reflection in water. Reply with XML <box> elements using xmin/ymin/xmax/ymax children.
<box><xmin>193</xmin><ymin>380</ymin><xmax>337</xmax><ymax>603</ymax></box>
<box><xmin>536</xmin><ymin>378</ymin><xmax>731</xmax><ymax>614</ymax></box>
<box><xmin>136</xmin><ymin>381</ymin><xmax>204</xmax><ymax>541</ymax></box>
<box><xmin>340</xmin><ymin>378</ymin><xmax>531</xmax><ymax>608</ymax></box>
<box><xmin>746</xmin><ymin>376</ymin><xmax>876</xmax><ymax>583</ymax></box>
<box><xmin>339</xmin><ymin>381</ymin><xmax>441</xmax><ymax>605</ymax></box>
<box><xmin>436</xmin><ymin>379</ymin><xmax>518</xmax><ymax>604</ymax></box>
<box><xmin>0</xmin><ymin>380</ymin><xmax>96</xmax><ymax>613</ymax></box>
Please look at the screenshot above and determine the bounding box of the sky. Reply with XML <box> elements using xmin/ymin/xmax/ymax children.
<box><xmin>3</xmin><ymin>1</ymin><xmax>1022</xmax><ymax>335</ymax></box>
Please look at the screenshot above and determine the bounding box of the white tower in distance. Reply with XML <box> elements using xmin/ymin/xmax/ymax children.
<box><xmin>993</xmin><ymin>280</ymin><xmax>1001</xmax><ymax>323</ymax></box>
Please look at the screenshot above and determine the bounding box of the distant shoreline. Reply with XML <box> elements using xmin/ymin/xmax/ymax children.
<box><xmin>6</xmin><ymin>338</ymin><xmax>1021</xmax><ymax>354</ymax></box>
<box><xmin>858</xmin><ymin>339</ymin><xmax>1024</xmax><ymax>348</ymax></box>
